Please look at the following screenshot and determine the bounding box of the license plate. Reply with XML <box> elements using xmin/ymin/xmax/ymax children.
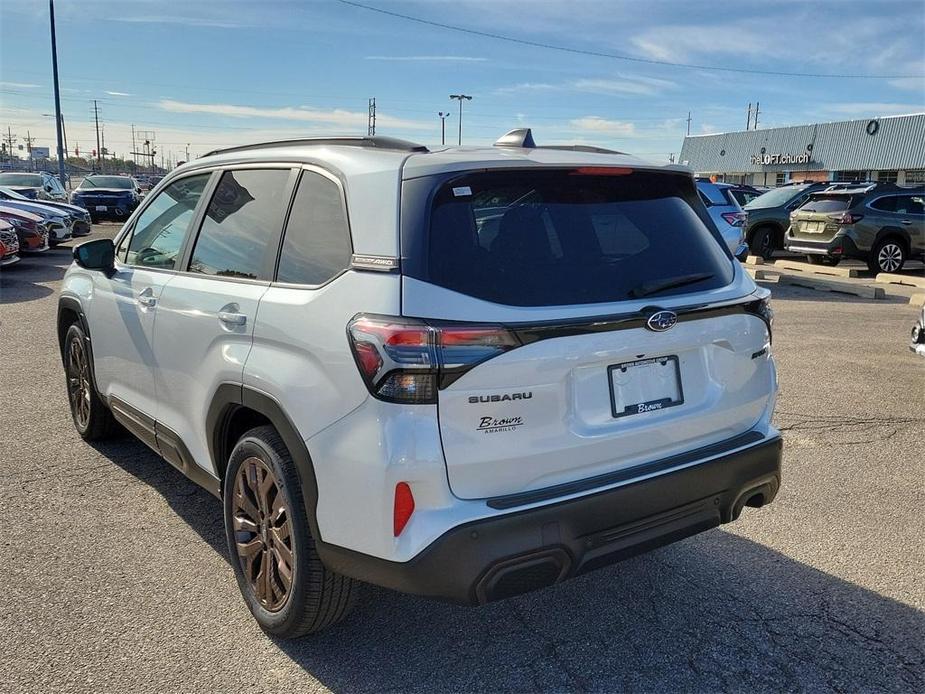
<box><xmin>804</xmin><ymin>220</ymin><xmax>825</xmax><ymax>233</ymax></box>
<box><xmin>95</xmin><ymin>205</ymin><xmax>108</xmax><ymax>211</ymax></box>
<box><xmin>608</xmin><ymin>355</ymin><xmax>683</xmax><ymax>418</ymax></box>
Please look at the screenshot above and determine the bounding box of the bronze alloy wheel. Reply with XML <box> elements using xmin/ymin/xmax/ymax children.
<box><xmin>66</xmin><ymin>336</ymin><xmax>92</xmax><ymax>429</ymax></box>
<box><xmin>232</xmin><ymin>457</ymin><xmax>295</xmax><ymax>612</ymax></box>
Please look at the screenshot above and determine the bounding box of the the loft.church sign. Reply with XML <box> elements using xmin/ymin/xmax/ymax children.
<box><xmin>750</xmin><ymin>151</ymin><xmax>812</xmax><ymax>166</ymax></box>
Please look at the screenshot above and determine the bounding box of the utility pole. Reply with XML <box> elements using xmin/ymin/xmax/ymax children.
<box><xmin>449</xmin><ymin>94</ymin><xmax>472</xmax><ymax>146</ymax></box>
<box><xmin>131</xmin><ymin>124</ymin><xmax>136</xmax><ymax>172</ymax></box>
<box><xmin>753</xmin><ymin>102</ymin><xmax>760</xmax><ymax>130</ymax></box>
<box><xmin>367</xmin><ymin>98</ymin><xmax>376</xmax><ymax>136</ymax></box>
<box><xmin>24</xmin><ymin>131</ymin><xmax>35</xmax><ymax>170</ymax></box>
<box><xmin>100</xmin><ymin>124</ymin><xmax>106</xmax><ymax>173</ymax></box>
<box><xmin>686</xmin><ymin>111</ymin><xmax>692</xmax><ymax>137</ymax></box>
<box><xmin>438</xmin><ymin>112</ymin><xmax>451</xmax><ymax>145</ymax></box>
<box><xmin>747</xmin><ymin>102</ymin><xmax>752</xmax><ymax>130</ymax></box>
<box><xmin>185</xmin><ymin>143</ymin><xmax>190</xmax><ymax>162</ymax></box>
<box><xmin>49</xmin><ymin>0</ymin><xmax>66</xmax><ymax>186</ymax></box>
<box><xmin>93</xmin><ymin>99</ymin><xmax>102</xmax><ymax>169</ymax></box>
<box><xmin>4</xmin><ymin>127</ymin><xmax>16</xmax><ymax>166</ymax></box>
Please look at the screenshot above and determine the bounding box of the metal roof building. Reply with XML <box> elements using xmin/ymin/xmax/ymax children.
<box><xmin>678</xmin><ymin>113</ymin><xmax>925</xmax><ymax>186</ymax></box>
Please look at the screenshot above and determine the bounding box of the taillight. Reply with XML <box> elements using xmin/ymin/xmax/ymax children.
<box><xmin>347</xmin><ymin>314</ymin><xmax>520</xmax><ymax>403</ymax></box>
<box><xmin>393</xmin><ymin>482</ymin><xmax>415</xmax><ymax>537</ymax></box>
<box><xmin>721</xmin><ymin>211</ymin><xmax>747</xmax><ymax>227</ymax></box>
<box><xmin>828</xmin><ymin>212</ymin><xmax>863</xmax><ymax>225</ymax></box>
<box><xmin>746</xmin><ymin>296</ymin><xmax>774</xmax><ymax>342</ymax></box>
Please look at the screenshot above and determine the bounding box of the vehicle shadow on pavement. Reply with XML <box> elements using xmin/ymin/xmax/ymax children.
<box><xmin>89</xmin><ymin>436</ymin><xmax>925</xmax><ymax>693</ymax></box>
<box><xmin>0</xmin><ymin>248</ymin><xmax>74</xmax><ymax>304</ymax></box>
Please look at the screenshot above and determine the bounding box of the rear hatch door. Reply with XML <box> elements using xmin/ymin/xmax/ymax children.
<box><xmin>790</xmin><ymin>193</ymin><xmax>859</xmax><ymax>242</ymax></box>
<box><xmin>401</xmin><ymin>167</ymin><xmax>774</xmax><ymax>500</ymax></box>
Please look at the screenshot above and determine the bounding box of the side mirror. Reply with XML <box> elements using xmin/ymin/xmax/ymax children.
<box><xmin>734</xmin><ymin>243</ymin><xmax>750</xmax><ymax>262</ymax></box>
<box><xmin>74</xmin><ymin>238</ymin><xmax>115</xmax><ymax>275</ymax></box>
<box><xmin>44</xmin><ymin>184</ymin><xmax>52</xmax><ymax>192</ymax></box>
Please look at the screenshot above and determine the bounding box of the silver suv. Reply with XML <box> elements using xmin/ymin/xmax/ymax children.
<box><xmin>59</xmin><ymin>130</ymin><xmax>781</xmax><ymax>637</ymax></box>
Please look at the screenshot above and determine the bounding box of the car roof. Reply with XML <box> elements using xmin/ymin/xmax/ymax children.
<box><xmin>190</xmin><ymin>131</ymin><xmax>680</xmax><ymax>181</ymax></box>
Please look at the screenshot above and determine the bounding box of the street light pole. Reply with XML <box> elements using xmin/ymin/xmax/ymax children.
<box><xmin>49</xmin><ymin>0</ymin><xmax>67</xmax><ymax>188</ymax></box>
<box><xmin>438</xmin><ymin>112</ymin><xmax>451</xmax><ymax>146</ymax></box>
<box><xmin>449</xmin><ymin>94</ymin><xmax>472</xmax><ymax>146</ymax></box>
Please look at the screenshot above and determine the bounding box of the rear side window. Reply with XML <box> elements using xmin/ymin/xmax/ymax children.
<box><xmin>124</xmin><ymin>174</ymin><xmax>210</xmax><ymax>269</ymax></box>
<box><xmin>188</xmin><ymin>169</ymin><xmax>290</xmax><ymax>280</ymax></box>
<box><xmin>404</xmin><ymin>169</ymin><xmax>733</xmax><ymax>307</ymax></box>
<box><xmin>801</xmin><ymin>195</ymin><xmax>858</xmax><ymax>213</ymax></box>
<box><xmin>870</xmin><ymin>196</ymin><xmax>896</xmax><ymax>212</ymax></box>
<box><xmin>276</xmin><ymin>171</ymin><xmax>352</xmax><ymax>285</ymax></box>
<box><xmin>896</xmin><ymin>195</ymin><xmax>925</xmax><ymax>215</ymax></box>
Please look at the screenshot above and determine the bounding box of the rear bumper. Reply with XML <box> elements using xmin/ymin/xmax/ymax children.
<box><xmin>784</xmin><ymin>233</ymin><xmax>862</xmax><ymax>258</ymax></box>
<box><xmin>318</xmin><ymin>435</ymin><xmax>783</xmax><ymax>605</ymax></box>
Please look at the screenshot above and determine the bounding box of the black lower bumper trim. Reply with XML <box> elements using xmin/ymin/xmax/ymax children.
<box><xmin>317</xmin><ymin>435</ymin><xmax>783</xmax><ymax>605</ymax></box>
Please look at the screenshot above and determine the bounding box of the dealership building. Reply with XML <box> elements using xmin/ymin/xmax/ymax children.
<box><xmin>678</xmin><ymin>112</ymin><xmax>925</xmax><ymax>187</ymax></box>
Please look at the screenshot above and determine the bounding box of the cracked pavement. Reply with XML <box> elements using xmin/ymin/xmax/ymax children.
<box><xmin>2</xmin><ymin>227</ymin><xmax>923</xmax><ymax>693</ymax></box>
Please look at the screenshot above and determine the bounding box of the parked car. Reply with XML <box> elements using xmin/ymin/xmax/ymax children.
<box><xmin>0</xmin><ymin>205</ymin><xmax>53</xmax><ymax>252</ymax></box>
<box><xmin>742</xmin><ymin>181</ymin><xmax>838</xmax><ymax>260</ymax></box>
<box><xmin>0</xmin><ymin>188</ymin><xmax>84</xmax><ymax>241</ymax></box>
<box><xmin>0</xmin><ymin>202</ymin><xmax>69</xmax><ymax>246</ymax></box>
<box><xmin>785</xmin><ymin>184</ymin><xmax>925</xmax><ymax>273</ymax></box>
<box><xmin>0</xmin><ymin>171</ymin><xmax>68</xmax><ymax>201</ymax></box>
<box><xmin>911</xmin><ymin>305</ymin><xmax>925</xmax><ymax>356</ymax></box>
<box><xmin>725</xmin><ymin>184</ymin><xmax>767</xmax><ymax>207</ymax></box>
<box><xmin>0</xmin><ymin>220</ymin><xmax>21</xmax><ymax>266</ymax></box>
<box><xmin>0</xmin><ymin>186</ymin><xmax>92</xmax><ymax>236</ymax></box>
<box><xmin>59</xmin><ymin>130</ymin><xmax>781</xmax><ymax>637</ymax></box>
<box><xmin>70</xmin><ymin>175</ymin><xmax>142</xmax><ymax>222</ymax></box>
<box><xmin>695</xmin><ymin>180</ymin><xmax>748</xmax><ymax>254</ymax></box>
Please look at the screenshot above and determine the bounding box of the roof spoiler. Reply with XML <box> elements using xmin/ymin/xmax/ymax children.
<box><xmin>493</xmin><ymin>128</ymin><xmax>625</xmax><ymax>155</ymax></box>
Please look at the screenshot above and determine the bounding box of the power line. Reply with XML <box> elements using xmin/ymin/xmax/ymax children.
<box><xmin>335</xmin><ymin>0</ymin><xmax>924</xmax><ymax>80</ymax></box>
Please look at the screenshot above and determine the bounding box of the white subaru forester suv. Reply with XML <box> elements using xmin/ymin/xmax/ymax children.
<box><xmin>59</xmin><ymin>130</ymin><xmax>780</xmax><ymax>638</ymax></box>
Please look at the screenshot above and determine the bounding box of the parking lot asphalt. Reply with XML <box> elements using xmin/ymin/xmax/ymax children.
<box><xmin>2</xmin><ymin>225</ymin><xmax>924</xmax><ymax>693</ymax></box>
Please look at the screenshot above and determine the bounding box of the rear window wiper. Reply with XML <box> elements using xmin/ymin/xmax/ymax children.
<box><xmin>629</xmin><ymin>272</ymin><xmax>715</xmax><ymax>299</ymax></box>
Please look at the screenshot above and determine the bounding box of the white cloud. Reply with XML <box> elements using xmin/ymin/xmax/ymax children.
<box><xmin>888</xmin><ymin>77</ymin><xmax>925</xmax><ymax>91</ymax></box>
<box><xmin>156</xmin><ymin>99</ymin><xmax>428</xmax><ymax>130</ymax></box>
<box><xmin>573</xmin><ymin>76</ymin><xmax>676</xmax><ymax>96</ymax></box>
<box><xmin>106</xmin><ymin>91</ymin><xmax>132</xmax><ymax>97</ymax></box>
<box><xmin>823</xmin><ymin>102</ymin><xmax>925</xmax><ymax>117</ymax></box>
<box><xmin>569</xmin><ymin>117</ymin><xmax>636</xmax><ymax>135</ymax></box>
<box><xmin>365</xmin><ymin>55</ymin><xmax>488</xmax><ymax>62</ymax></box>
<box><xmin>494</xmin><ymin>82</ymin><xmax>559</xmax><ymax>95</ymax></box>
<box><xmin>112</xmin><ymin>15</ymin><xmax>247</xmax><ymax>29</ymax></box>
<box><xmin>0</xmin><ymin>81</ymin><xmax>41</xmax><ymax>89</ymax></box>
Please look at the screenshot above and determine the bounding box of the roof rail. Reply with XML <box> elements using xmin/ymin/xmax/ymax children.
<box><xmin>203</xmin><ymin>136</ymin><xmax>428</xmax><ymax>158</ymax></box>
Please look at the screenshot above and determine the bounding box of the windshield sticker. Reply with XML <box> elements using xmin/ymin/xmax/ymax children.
<box><xmin>452</xmin><ymin>186</ymin><xmax>472</xmax><ymax>197</ymax></box>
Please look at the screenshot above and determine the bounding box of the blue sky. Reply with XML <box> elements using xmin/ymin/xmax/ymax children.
<box><xmin>1</xmin><ymin>0</ymin><xmax>923</xmax><ymax>165</ymax></box>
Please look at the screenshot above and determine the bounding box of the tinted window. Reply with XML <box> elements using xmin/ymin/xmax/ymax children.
<box><xmin>0</xmin><ymin>173</ymin><xmax>43</xmax><ymax>187</ymax></box>
<box><xmin>410</xmin><ymin>169</ymin><xmax>733</xmax><ymax>307</ymax></box>
<box><xmin>125</xmin><ymin>174</ymin><xmax>210</xmax><ymax>269</ymax></box>
<box><xmin>801</xmin><ymin>195</ymin><xmax>859</xmax><ymax>213</ymax></box>
<box><xmin>188</xmin><ymin>169</ymin><xmax>290</xmax><ymax>280</ymax></box>
<box><xmin>277</xmin><ymin>171</ymin><xmax>352</xmax><ymax>285</ymax></box>
<box><xmin>80</xmin><ymin>176</ymin><xmax>134</xmax><ymax>189</ymax></box>
<box><xmin>896</xmin><ymin>195</ymin><xmax>925</xmax><ymax>215</ymax></box>
<box><xmin>744</xmin><ymin>185</ymin><xmax>811</xmax><ymax>210</ymax></box>
<box><xmin>870</xmin><ymin>196</ymin><xmax>897</xmax><ymax>212</ymax></box>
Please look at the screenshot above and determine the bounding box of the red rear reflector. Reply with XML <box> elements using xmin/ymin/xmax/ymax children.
<box><xmin>570</xmin><ymin>167</ymin><xmax>633</xmax><ymax>176</ymax></box>
<box><xmin>393</xmin><ymin>482</ymin><xmax>415</xmax><ymax>536</ymax></box>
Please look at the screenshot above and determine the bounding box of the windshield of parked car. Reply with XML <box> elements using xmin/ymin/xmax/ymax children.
<box><xmin>0</xmin><ymin>187</ymin><xmax>30</xmax><ymax>200</ymax></box>
<box><xmin>744</xmin><ymin>185</ymin><xmax>811</xmax><ymax>210</ymax></box>
<box><xmin>79</xmin><ymin>176</ymin><xmax>135</xmax><ymax>190</ymax></box>
<box><xmin>403</xmin><ymin>168</ymin><xmax>733</xmax><ymax>307</ymax></box>
<box><xmin>0</xmin><ymin>173</ymin><xmax>44</xmax><ymax>187</ymax></box>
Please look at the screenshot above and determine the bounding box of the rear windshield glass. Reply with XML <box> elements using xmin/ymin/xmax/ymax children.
<box><xmin>80</xmin><ymin>176</ymin><xmax>135</xmax><ymax>189</ymax></box>
<box><xmin>800</xmin><ymin>194</ymin><xmax>858</xmax><ymax>213</ymax></box>
<box><xmin>0</xmin><ymin>173</ymin><xmax>43</xmax><ymax>187</ymax></box>
<box><xmin>403</xmin><ymin>169</ymin><xmax>733</xmax><ymax>307</ymax></box>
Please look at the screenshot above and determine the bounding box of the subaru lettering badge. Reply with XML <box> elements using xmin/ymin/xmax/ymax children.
<box><xmin>646</xmin><ymin>310</ymin><xmax>678</xmax><ymax>332</ymax></box>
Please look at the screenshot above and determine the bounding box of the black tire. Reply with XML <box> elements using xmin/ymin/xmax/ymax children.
<box><xmin>750</xmin><ymin>226</ymin><xmax>776</xmax><ymax>261</ymax></box>
<box><xmin>223</xmin><ymin>425</ymin><xmax>358</xmax><ymax>638</ymax></box>
<box><xmin>63</xmin><ymin>323</ymin><xmax>119</xmax><ymax>440</ymax></box>
<box><xmin>806</xmin><ymin>255</ymin><xmax>826</xmax><ymax>265</ymax></box>
<box><xmin>868</xmin><ymin>237</ymin><xmax>906</xmax><ymax>274</ymax></box>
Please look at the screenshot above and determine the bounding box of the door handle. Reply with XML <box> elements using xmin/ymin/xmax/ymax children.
<box><xmin>218</xmin><ymin>311</ymin><xmax>247</xmax><ymax>327</ymax></box>
<box><xmin>901</xmin><ymin>219</ymin><xmax>912</xmax><ymax>225</ymax></box>
<box><xmin>137</xmin><ymin>288</ymin><xmax>157</xmax><ymax>308</ymax></box>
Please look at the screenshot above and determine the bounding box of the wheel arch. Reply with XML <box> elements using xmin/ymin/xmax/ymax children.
<box><xmin>57</xmin><ymin>296</ymin><xmax>102</xmax><ymax>395</ymax></box>
<box><xmin>206</xmin><ymin>384</ymin><xmax>324</xmax><ymax>540</ymax></box>
<box><xmin>874</xmin><ymin>226</ymin><xmax>911</xmax><ymax>253</ymax></box>
<box><xmin>747</xmin><ymin>221</ymin><xmax>784</xmax><ymax>247</ymax></box>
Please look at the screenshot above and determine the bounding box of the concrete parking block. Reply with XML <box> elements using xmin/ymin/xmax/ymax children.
<box><xmin>774</xmin><ymin>259</ymin><xmax>860</xmax><ymax>278</ymax></box>
<box><xmin>875</xmin><ymin>272</ymin><xmax>925</xmax><ymax>288</ymax></box>
<box><xmin>745</xmin><ymin>267</ymin><xmax>774</xmax><ymax>281</ymax></box>
<box><xmin>778</xmin><ymin>274</ymin><xmax>885</xmax><ymax>299</ymax></box>
<box><xmin>745</xmin><ymin>255</ymin><xmax>764</xmax><ymax>266</ymax></box>
<box><xmin>910</xmin><ymin>293</ymin><xmax>925</xmax><ymax>307</ymax></box>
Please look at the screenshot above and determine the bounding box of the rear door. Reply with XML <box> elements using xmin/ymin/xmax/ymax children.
<box><xmin>790</xmin><ymin>193</ymin><xmax>858</xmax><ymax>242</ymax></box>
<box><xmin>401</xmin><ymin>168</ymin><xmax>774</xmax><ymax>500</ymax></box>
<box><xmin>152</xmin><ymin>167</ymin><xmax>296</xmax><ymax>475</ymax></box>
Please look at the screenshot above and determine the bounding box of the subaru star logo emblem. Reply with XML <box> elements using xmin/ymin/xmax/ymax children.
<box><xmin>646</xmin><ymin>310</ymin><xmax>678</xmax><ymax>332</ymax></box>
